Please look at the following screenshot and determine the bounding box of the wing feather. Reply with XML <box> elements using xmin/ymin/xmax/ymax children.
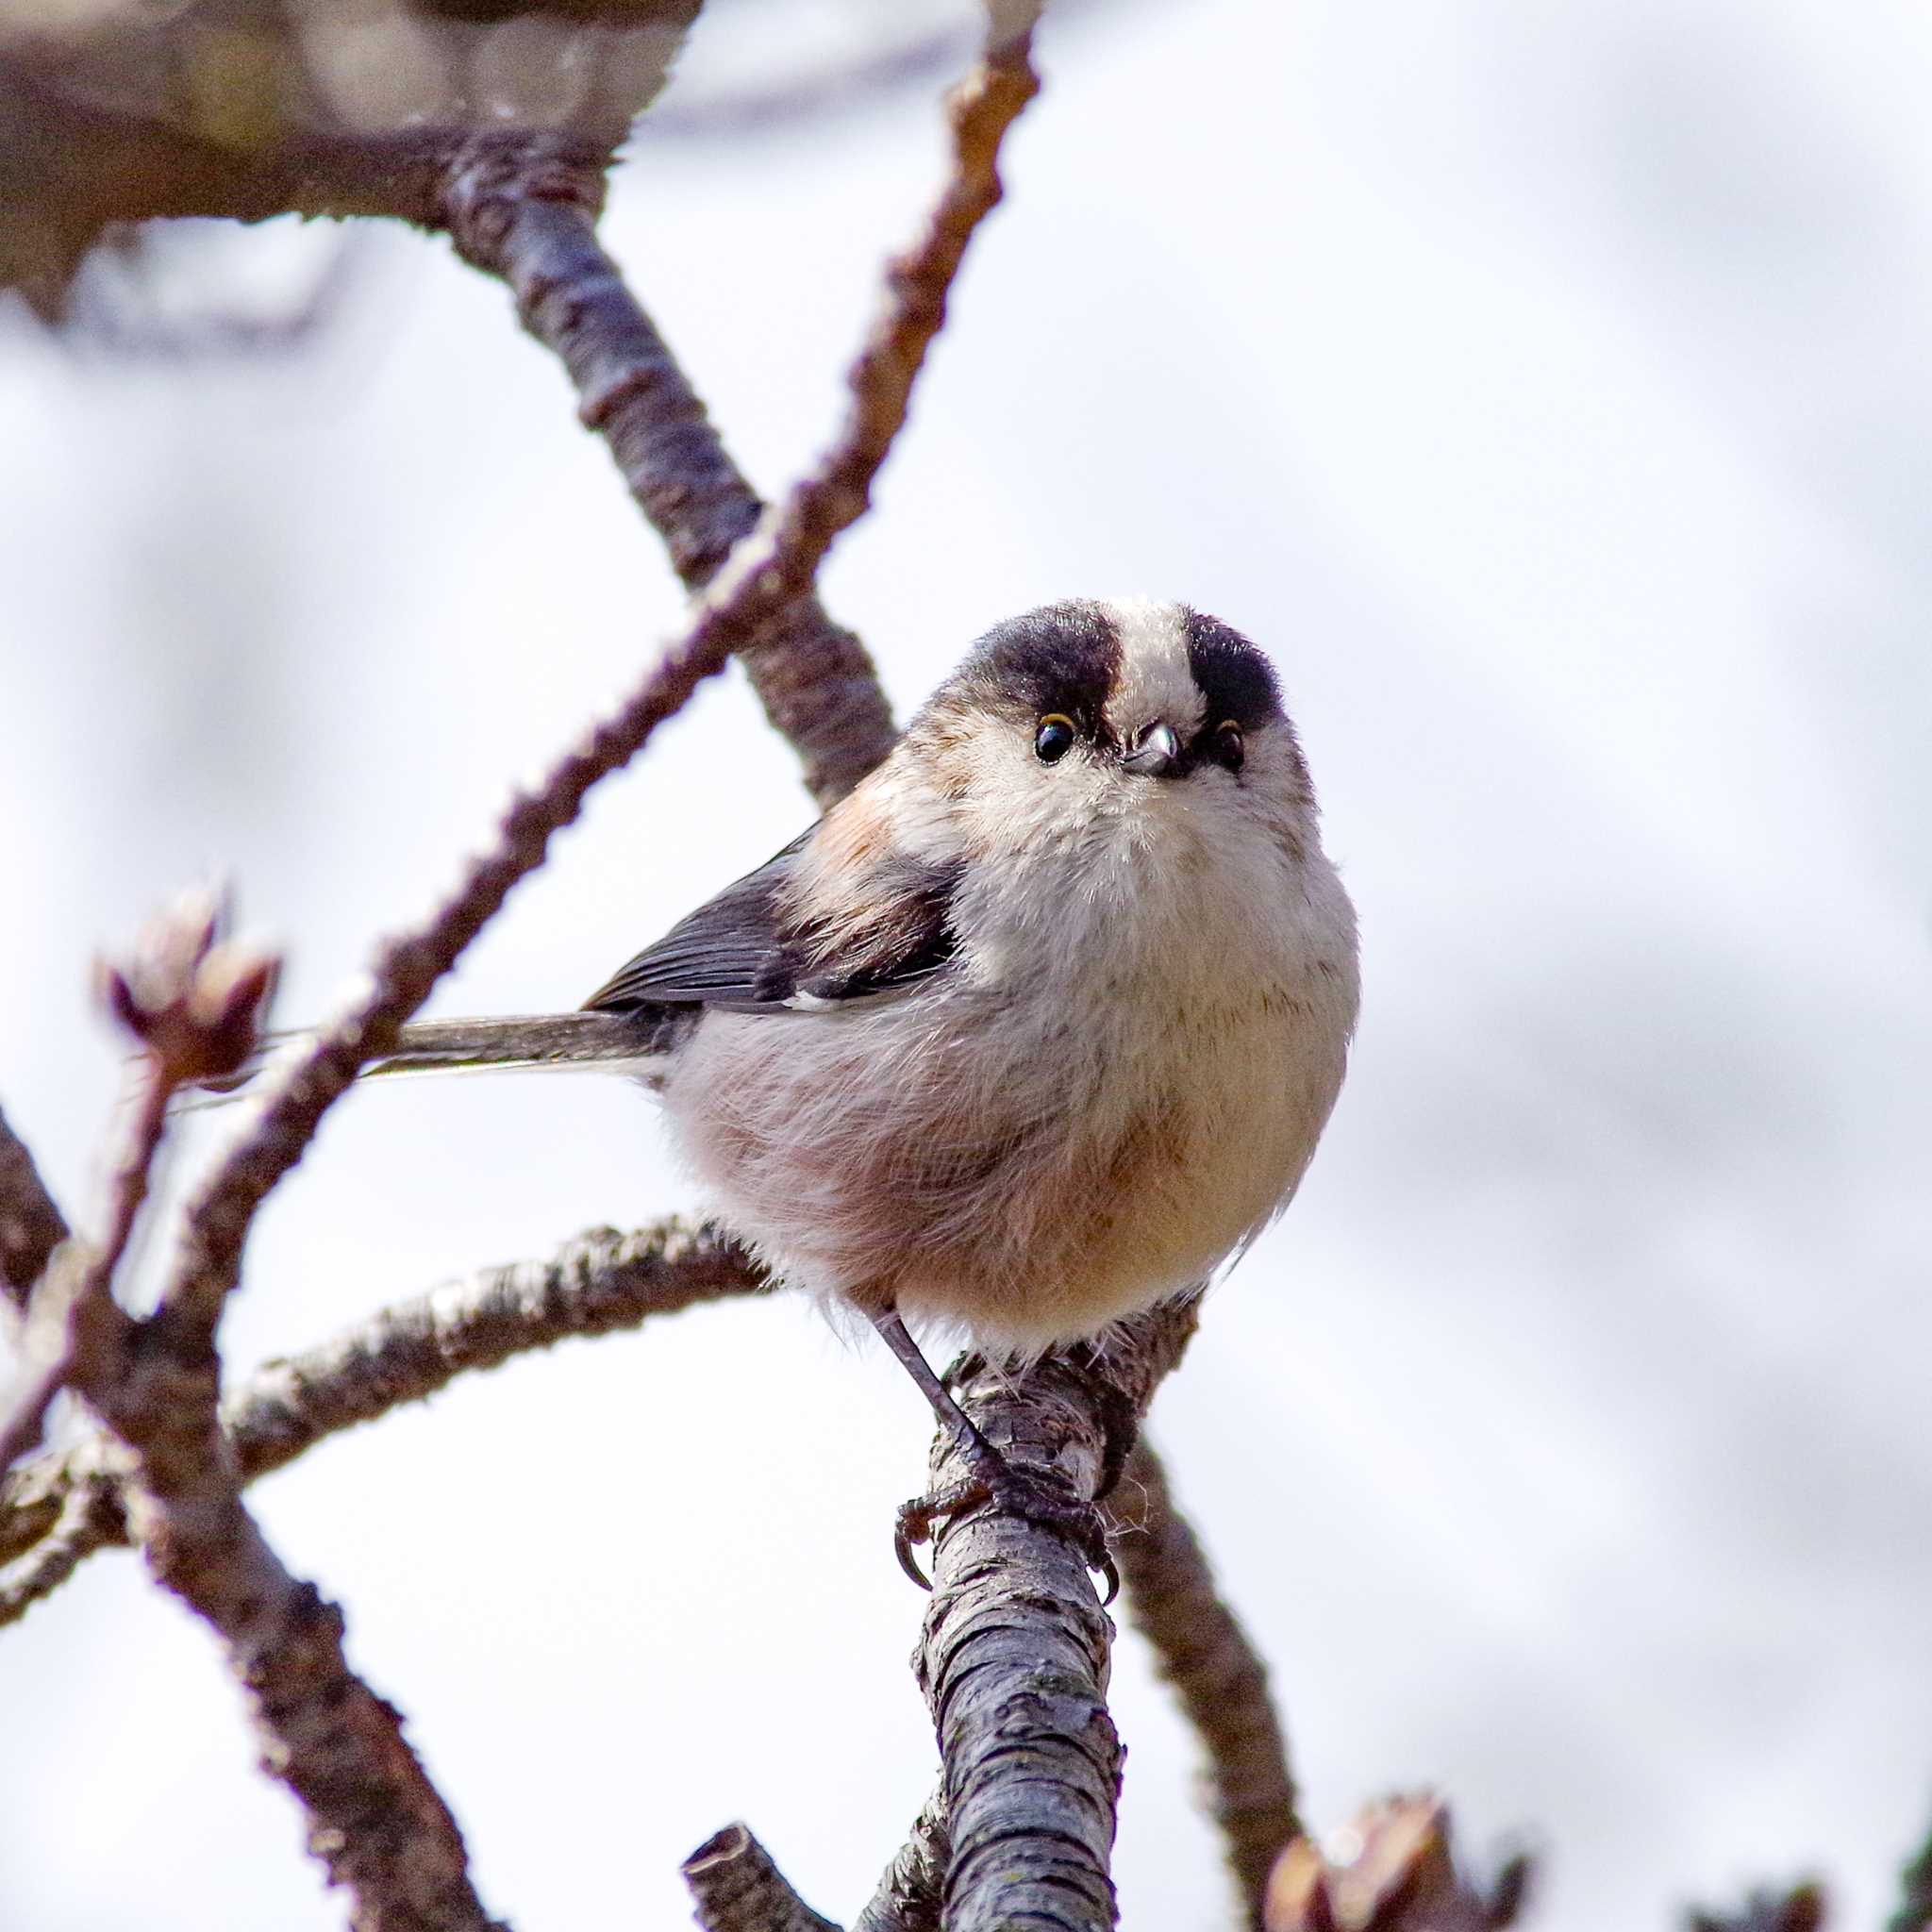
<box><xmin>582</xmin><ymin>830</ymin><xmax>959</xmax><ymax>1017</ymax></box>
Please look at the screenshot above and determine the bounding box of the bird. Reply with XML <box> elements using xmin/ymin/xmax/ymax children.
<box><xmin>307</xmin><ymin>597</ymin><xmax>1360</xmax><ymax>1585</ymax></box>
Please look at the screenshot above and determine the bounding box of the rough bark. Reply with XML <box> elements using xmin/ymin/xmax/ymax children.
<box><xmin>912</xmin><ymin>1298</ymin><xmax>1199</xmax><ymax>1932</ymax></box>
<box><xmin>682</xmin><ymin>1824</ymin><xmax>842</xmax><ymax>1932</ymax></box>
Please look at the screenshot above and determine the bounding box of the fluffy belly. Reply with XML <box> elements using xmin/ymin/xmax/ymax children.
<box><xmin>662</xmin><ymin>976</ymin><xmax>1348</xmax><ymax>1356</ymax></box>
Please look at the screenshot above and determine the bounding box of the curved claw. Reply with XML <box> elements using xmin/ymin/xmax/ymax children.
<box><xmin>1095</xmin><ymin>1552</ymin><xmax>1121</xmax><ymax>1607</ymax></box>
<box><xmin>893</xmin><ymin>1510</ymin><xmax>935</xmax><ymax>1591</ymax></box>
<box><xmin>892</xmin><ymin>1473</ymin><xmax>1120</xmax><ymax>1606</ymax></box>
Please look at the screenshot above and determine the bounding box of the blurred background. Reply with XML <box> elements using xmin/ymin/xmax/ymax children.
<box><xmin>3</xmin><ymin>0</ymin><xmax>1930</xmax><ymax>1925</ymax></box>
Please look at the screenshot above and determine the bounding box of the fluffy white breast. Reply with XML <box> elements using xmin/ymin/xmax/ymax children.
<box><xmin>659</xmin><ymin>703</ymin><xmax>1359</xmax><ymax>1357</ymax></box>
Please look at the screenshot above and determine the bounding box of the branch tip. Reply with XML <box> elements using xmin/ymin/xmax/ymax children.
<box><xmin>683</xmin><ymin>1823</ymin><xmax>841</xmax><ymax>1932</ymax></box>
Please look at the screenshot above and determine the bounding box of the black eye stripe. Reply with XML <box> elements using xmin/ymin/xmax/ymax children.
<box><xmin>1182</xmin><ymin>608</ymin><xmax>1281</xmax><ymax>732</ymax></box>
<box><xmin>941</xmin><ymin>602</ymin><xmax>1123</xmax><ymax>730</ymax></box>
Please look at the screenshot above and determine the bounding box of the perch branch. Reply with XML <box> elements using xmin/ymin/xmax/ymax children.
<box><xmin>0</xmin><ymin>1099</ymin><xmax>69</xmax><ymax>1310</ymax></box>
<box><xmin>914</xmin><ymin>1296</ymin><xmax>1199</xmax><ymax>1932</ymax></box>
<box><xmin>1109</xmin><ymin>1435</ymin><xmax>1301</xmax><ymax>1927</ymax></box>
<box><xmin>682</xmin><ymin>1824</ymin><xmax>841</xmax><ymax>1932</ymax></box>
<box><xmin>441</xmin><ymin>159</ymin><xmax>896</xmax><ymax>808</ymax></box>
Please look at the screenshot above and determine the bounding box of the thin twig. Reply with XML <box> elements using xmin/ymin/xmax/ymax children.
<box><xmin>0</xmin><ymin>1068</ymin><xmax>157</xmax><ymax>1473</ymax></box>
<box><xmin>682</xmin><ymin>1824</ymin><xmax>841</xmax><ymax>1932</ymax></box>
<box><xmin>0</xmin><ymin>1468</ymin><xmax>123</xmax><ymax>1626</ymax></box>
<box><xmin>1110</xmin><ymin>1436</ymin><xmax>1301</xmax><ymax>1927</ymax></box>
<box><xmin>915</xmin><ymin>1297</ymin><xmax>1199</xmax><ymax>1932</ymax></box>
<box><xmin>0</xmin><ymin>1219</ymin><xmax>763</xmax><ymax>1624</ymax></box>
<box><xmin>0</xmin><ymin>1098</ymin><xmax>70</xmax><ymax>1311</ymax></box>
<box><xmin>224</xmin><ymin>1219</ymin><xmax>761</xmax><ymax>1478</ymax></box>
<box><xmin>441</xmin><ymin>159</ymin><xmax>896</xmax><ymax>809</ymax></box>
<box><xmin>852</xmin><ymin>1791</ymin><xmax>950</xmax><ymax>1932</ymax></box>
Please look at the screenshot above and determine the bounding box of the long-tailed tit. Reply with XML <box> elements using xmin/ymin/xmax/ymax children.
<box><xmin>303</xmin><ymin>599</ymin><xmax>1359</xmax><ymax>1581</ymax></box>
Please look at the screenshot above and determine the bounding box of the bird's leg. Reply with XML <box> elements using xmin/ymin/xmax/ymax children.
<box><xmin>871</xmin><ymin>1307</ymin><xmax>1118</xmax><ymax>1602</ymax></box>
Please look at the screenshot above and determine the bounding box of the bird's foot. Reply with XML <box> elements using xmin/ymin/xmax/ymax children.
<box><xmin>894</xmin><ymin>1461</ymin><xmax>1119</xmax><ymax>1604</ymax></box>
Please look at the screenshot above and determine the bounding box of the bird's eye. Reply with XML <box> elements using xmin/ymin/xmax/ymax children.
<box><xmin>1213</xmin><ymin>721</ymin><xmax>1244</xmax><ymax>771</ymax></box>
<box><xmin>1035</xmin><ymin>714</ymin><xmax>1077</xmax><ymax>764</ymax></box>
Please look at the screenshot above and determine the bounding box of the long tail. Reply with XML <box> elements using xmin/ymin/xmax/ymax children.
<box><xmin>184</xmin><ymin>1011</ymin><xmax>678</xmax><ymax>1108</ymax></box>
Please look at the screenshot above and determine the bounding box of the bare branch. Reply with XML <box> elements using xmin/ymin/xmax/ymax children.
<box><xmin>1108</xmin><ymin>1435</ymin><xmax>1301</xmax><ymax>1927</ymax></box>
<box><xmin>852</xmin><ymin>1791</ymin><xmax>949</xmax><ymax>1932</ymax></box>
<box><xmin>0</xmin><ymin>1217</ymin><xmax>762</xmax><ymax>1622</ymax></box>
<box><xmin>441</xmin><ymin>155</ymin><xmax>897</xmax><ymax>808</ymax></box>
<box><xmin>225</xmin><ymin>1219</ymin><xmax>761</xmax><ymax>1478</ymax></box>
<box><xmin>13</xmin><ymin>908</ymin><xmax>503</xmax><ymax>1931</ymax></box>
<box><xmin>0</xmin><ymin>1074</ymin><xmax>157</xmax><ymax>1474</ymax></box>
<box><xmin>151</xmin><ymin>13</ymin><xmax>1041</xmax><ymax>1361</ymax></box>
<box><xmin>913</xmin><ymin>1297</ymin><xmax>1199</xmax><ymax>1932</ymax></box>
<box><xmin>0</xmin><ymin>1098</ymin><xmax>69</xmax><ymax>1311</ymax></box>
<box><xmin>113</xmin><ymin>1434</ymin><xmax>508</xmax><ymax>1932</ymax></box>
<box><xmin>0</xmin><ymin>1467</ymin><xmax>123</xmax><ymax>1627</ymax></box>
<box><xmin>682</xmin><ymin>1824</ymin><xmax>841</xmax><ymax>1932</ymax></box>
<box><xmin>7</xmin><ymin>28</ymin><xmax>1045</xmax><ymax>1924</ymax></box>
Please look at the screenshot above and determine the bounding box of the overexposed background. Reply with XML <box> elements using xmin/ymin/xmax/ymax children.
<box><xmin>4</xmin><ymin>1</ymin><xmax>1930</xmax><ymax>1926</ymax></box>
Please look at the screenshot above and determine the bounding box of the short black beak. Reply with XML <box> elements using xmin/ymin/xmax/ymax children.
<box><xmin>1121</xmin><ymin>722</ymin><xmax>1181</xmax><ymax>776</ymax></box>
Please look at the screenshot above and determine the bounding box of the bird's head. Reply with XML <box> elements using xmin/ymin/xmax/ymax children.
<box><xmin>901</xmin><ymin>597</ymin><xmax>1316</xmax><ymax>864</ymax></box>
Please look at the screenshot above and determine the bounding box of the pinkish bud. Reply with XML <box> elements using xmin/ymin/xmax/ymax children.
<box><xmin>98</xmin><ymin>888</ymin><xmax>280</xmax><ymax>1086</ymax></box>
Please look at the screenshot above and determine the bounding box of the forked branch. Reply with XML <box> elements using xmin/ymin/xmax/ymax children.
<box><xmin>441</xmin><ymin>157</ymin><xmax>896</xmax><ymax>808</ymax></box>
<box><xmin>2</xmin><ymin>20</ymin><xmax>1046</xmax><ymax>1930</ymax></box>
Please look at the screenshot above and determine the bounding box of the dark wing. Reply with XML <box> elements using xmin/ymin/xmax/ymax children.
<box><xmin>581</xmin><ymin>830</ymin><xmax>959</xmax><ymax>1016</ymax></box>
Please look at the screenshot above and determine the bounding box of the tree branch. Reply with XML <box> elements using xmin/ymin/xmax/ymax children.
<box><xmin>147</xmin><ymin>8</ymin><xmax>1041</xmax><ymax>1365</ymax></box>
<box><xmin>0</xmin><ymin>1069</ymin><xmax>154</xmax><ymax>1474</ymax></box>
<box><xmin>0</xmin><ymin>1465</ymin><xmax>123</xmax><ymax>1626</ymax></box>
<box><xmin>225</xmin><ymin>1218</ymin><xmax>761</xmax><ymax>1477</ymax></box>
<box><xmin>1109</xmin><ymin>1435</ymin><xmax>1301</xmax><ymax>1928</ymax></box>
<box><xmin>913</xmin><ymin>1297</ymin><xmax>1200</xmax><ymax>1932</ymax></box>
<box><xmin>3</xmin><ymin>29</ymin><xmax>1041</xmax><ymax>1922</ymax></box>
<box><xmin>0</xmin><ymin>1218</ymin><xmax>763</xmax><ymax>1624</ymax></box>
<box><xmin>852</xmin><ymin>1791</ymin><xmax>949</xmax><ymax>1932</ymax></box>
<box><xmin>0</xmin><ymin>1098</ymin><xmax>69</xmax><ymax>1311</ymax></box>
<box><xmin>441</xmin><ymin>155</ymin><xmax>897</xmax><ymax>808</ymax></box>
<box><xmin>682</xmin><ymin>1824</ymin><xmax>841</xmax><ymax>1932</ymax></box>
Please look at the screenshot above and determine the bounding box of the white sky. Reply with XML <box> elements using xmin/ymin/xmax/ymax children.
<box><xmin>3</xmin><ymin>1</ymin><xmax>1930</xmax><ymax>1927</ymax></box>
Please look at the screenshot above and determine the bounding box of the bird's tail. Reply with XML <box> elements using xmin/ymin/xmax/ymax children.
<box><xmin>183</xmin><ymin>1011</ymin><xmax>675</xmax><ymax>1108</ymax></box>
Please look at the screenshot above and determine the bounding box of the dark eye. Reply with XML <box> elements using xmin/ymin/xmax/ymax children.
<box><xmin>1035</xmin><ymin>714</ymin><xmax>1076</xmax><ymax>764</ymax></box>
<box><xmin>1212</xmin><ymin>721</ymin><xmax>1244</xmax><ymax>770</ymax></box>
